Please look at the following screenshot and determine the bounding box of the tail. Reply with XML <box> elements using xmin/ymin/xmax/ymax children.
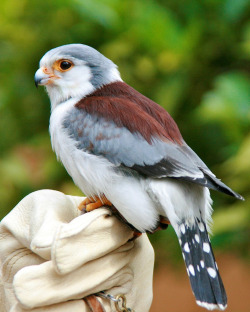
<box><xmin>200</xmin><ymin>168</ymin><xmax>244</xmax><ymax>201</ymax></box>
<box><xmin>177</xmin><ymin>218</ymin><xmax>227</xmax><ymax>310</ymax></box>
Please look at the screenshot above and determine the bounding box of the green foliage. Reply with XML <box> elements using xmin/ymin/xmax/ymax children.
<box><xmin>0</xmin><ymin>0</ymin><xmax>249</xmax><ymax>258</ymax></box>
<box><xmin>198</xmin><ymin>73</ymin><xmax>249</xmax><ymax>143</ymax></box>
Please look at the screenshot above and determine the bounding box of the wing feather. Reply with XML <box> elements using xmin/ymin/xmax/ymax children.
<box><xmin>62</xmin><ymin>93</ymin><xmax>243</xmax><ymax>200</ymax></box>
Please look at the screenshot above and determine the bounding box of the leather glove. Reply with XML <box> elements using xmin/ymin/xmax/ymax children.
<box><xmin>0</xmin><ymin>190</ymin><xmax>154</xmax><ymax>312</ymax></box>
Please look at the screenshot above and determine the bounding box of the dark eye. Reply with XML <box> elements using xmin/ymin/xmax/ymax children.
<box><xmin>59</xmin><ymin>61</ymin><xmax>72</xmax><ymax>70</ymax></box>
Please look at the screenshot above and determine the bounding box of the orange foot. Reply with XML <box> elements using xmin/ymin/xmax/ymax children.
<box><xmin>78</xmin><ymin>196</ymin><xmax>113</xmax><ymax>212</ymax></box>
<box><xmin>133</xmin><ymin>231</ymin><xmax>142</xmax><ymax>239</ymax></box>
<box><xmin>160</xmin><ymin>216</ymin><xmax>170</xmax><ymax>225</ymax></box>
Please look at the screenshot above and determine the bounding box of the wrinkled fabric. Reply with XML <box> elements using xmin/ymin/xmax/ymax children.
<box><xmin>0</xmin><ymin>190</ymin><xmax>154</xmax><ymax>312</ymax></box>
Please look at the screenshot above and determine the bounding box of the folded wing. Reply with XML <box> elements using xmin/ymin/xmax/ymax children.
<box><xmin>63</xmin><ymin>90</ymin><xmax>243</xmax><ymax>200</ymax></box>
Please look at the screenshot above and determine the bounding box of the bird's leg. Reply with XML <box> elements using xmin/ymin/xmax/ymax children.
<box><xmin>78</xmin><ymin>195</ymin><xmax>112</xmax><ymax>212</ymax></box>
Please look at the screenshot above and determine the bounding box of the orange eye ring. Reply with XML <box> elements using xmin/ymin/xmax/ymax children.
<box><xmin>54</xmin><ymin>59</ymin><xmax>74</xmax><ymax>72</ymax></box>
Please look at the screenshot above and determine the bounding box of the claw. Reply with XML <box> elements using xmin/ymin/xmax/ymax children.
<box><xmin>78</xmin><ymin>196</ymin><xmax>112</xmax><ymax>212</ymax></box>
<box><xmin>160</xmin><ymin>216</ymin><xmax>170</xmax><ymax>225</ymax></box>
<box><xmin>78</xmin><ymin>197</ymin><xmax>94</xmax><ymax>211</ymax></box>
<box><xmin>133</xmin><ymin>231</ymin><xmax>142</xmax><ymax>239</ymax></box>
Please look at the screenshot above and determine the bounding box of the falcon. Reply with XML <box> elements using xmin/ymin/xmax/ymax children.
<box><xmin>34</xmin><ymin>44</ymin><xmax>243</xmax><ymax>310</ymax></box>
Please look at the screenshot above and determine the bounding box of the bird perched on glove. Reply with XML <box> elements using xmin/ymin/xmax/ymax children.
<box><xmin>34</xmin><ymin>44</ymin><xmax>243</xmax><ymax>311</ymax></box>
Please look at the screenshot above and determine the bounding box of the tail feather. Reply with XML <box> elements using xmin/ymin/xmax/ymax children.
<box><xmin>178</xmin><ymin>218</ymin><xmax>227</xmax><ymax>310</ymax></box>
<box><xmin>200</xmin><ymin>168</ymin><xmax>244</xmax><ymax>201</ymax></box>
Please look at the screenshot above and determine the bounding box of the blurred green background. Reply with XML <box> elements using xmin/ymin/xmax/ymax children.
<box><xmin>0</xmin><ymin>0</ymin><xmax>249</xmax><ymax>265</ymax></box>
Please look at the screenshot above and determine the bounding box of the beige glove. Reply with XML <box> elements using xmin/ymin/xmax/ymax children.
<box><xmin>0</xmin><ymin>190</ymin><xmax>154</xmax><ymax>312</ymax></box>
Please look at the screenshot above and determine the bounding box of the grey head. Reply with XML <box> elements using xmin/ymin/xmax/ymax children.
<box><xmin>35</xmin><ymin>44</ymin><xmax>122</xmax><ymax>107</ymax></box>
<box><xmin>54</xmin><ymin>44</ymin><xmax>119</xmax><ymax>89</ymax></box>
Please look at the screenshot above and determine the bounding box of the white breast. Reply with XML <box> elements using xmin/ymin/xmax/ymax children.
<box><xmin>49</xmin><ymin>98</ymin><xmax>160</xmax><ymax>231</ymax></box>
<box><xmin>49</xmin><ymin>98</ymin><xmax>119</xmax><ymax>198</ymax></box>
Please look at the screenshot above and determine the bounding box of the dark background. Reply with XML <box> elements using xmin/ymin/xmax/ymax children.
<box><xmin>0</xmin><ymin>0</ymin><xmax>249</xmax><ymax>311</ymax></box>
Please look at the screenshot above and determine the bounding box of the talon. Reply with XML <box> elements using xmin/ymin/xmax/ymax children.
<box><xmin>78</xmin><ymin>197</ymin><xmax>95</xmax><ymax>211</ymax></box>
<box><xmin>78</xmin><ymin>196</ymin><xmax>112</xmax><ymax>212</ymax></box>
<box><xmin>133</xmin><ymin>231</ymin><xmax>142</xmax><ymax>238</ymax></box>
<box><xmin>160</xmin><ymin>216</ymin><xmax>170</xmax><ymax>225</ymax></box>
<box><xmin>128</xmin><ymin>231</ymin><xmax>142</xmax><ymax>241</ymax></box>
<box><xmin>86</xmin><ymin>199</ymin><xmax>103</xmax><ymax>211</ymax></box>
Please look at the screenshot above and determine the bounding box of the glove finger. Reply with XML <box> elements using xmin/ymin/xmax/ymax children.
<box><xmin>52</xmin><ymin>208</ymin><xmax>134</xmax><ymax>274</ymax></box>
<box><xmin>29</xmin><ymin>191</ymin><xmax>82</xmax><ymax>260</ymax></box>
<box><xmin>13</xmin><ymin>242</ymin><xmax>134</xmax><ymax>309</ymax></box>
<box><xmin>0</xmin><ymin>190</ymin><xmax>84</xmax><ymax>263</ymax></box>
<box><xmin>1</xmin><ymin>248</ymin><xmax>44</xmax><ymax>285</ymax></box>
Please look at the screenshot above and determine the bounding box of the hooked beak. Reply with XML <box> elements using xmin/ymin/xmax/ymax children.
<box><xmin>34</xmin><ymin>68</ymin><xmax>48</xmax><ymax>88</ymax></box>
<box><xmin>34</xmin><ymin>68</ymin><xmax>59</xmax><ymax>88</ymax></box>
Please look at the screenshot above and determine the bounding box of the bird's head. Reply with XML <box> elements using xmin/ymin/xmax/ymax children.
<box><xmin>34</xmin><ymin>44</ymin><xmax>122</xmax><ymax>109</ymax></box>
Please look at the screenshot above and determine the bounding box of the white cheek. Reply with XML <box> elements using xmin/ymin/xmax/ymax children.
<box><xmin>47</xmin><ymin>65</ymin><xmax>95</xmax><ymax>109</ymax></box>
<box><xmin>57</xmin><ymin>66</ymin><xmax>94</xmax><ymax>93</ymax></box>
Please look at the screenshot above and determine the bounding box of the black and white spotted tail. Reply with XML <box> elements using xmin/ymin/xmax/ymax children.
<box><xmin>178</xmin><ymin>218</ymin><xmax>227</xmax><ymax>310</ymax></box>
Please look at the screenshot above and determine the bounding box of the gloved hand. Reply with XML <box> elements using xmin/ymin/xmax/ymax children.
<box><xmin>0</xmin><ymin>190</ymin><xmax>154</xmax><ymax>312</ymax></box>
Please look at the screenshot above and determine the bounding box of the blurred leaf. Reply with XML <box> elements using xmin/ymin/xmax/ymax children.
<box><xmin>73</xmin><ymin>0</ymin><xmax>119</xmax><ymax>27</ymax></box>
<box><xmin>221</xmin><ymin>134</ymin><xmax>250</xmax><ymax>193</ymax></box>
<box><xmin>212</xmin><ymin>205</ymin><xmax>249</xmax><ymax>234</ymax></box>
<box><xmin>198</xmin><ymin>72</ymin><xmax>250</xmax><ymax>142</ymax></box>
<box><xmin>223</xmin><ymin>0</ymin><xmax>250</xmax><ymax>22</ymax></box>
<box><xmin>241</xmin><ymin>21</ymin><xmax>250</xmax><ymax>58</ymax></box>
